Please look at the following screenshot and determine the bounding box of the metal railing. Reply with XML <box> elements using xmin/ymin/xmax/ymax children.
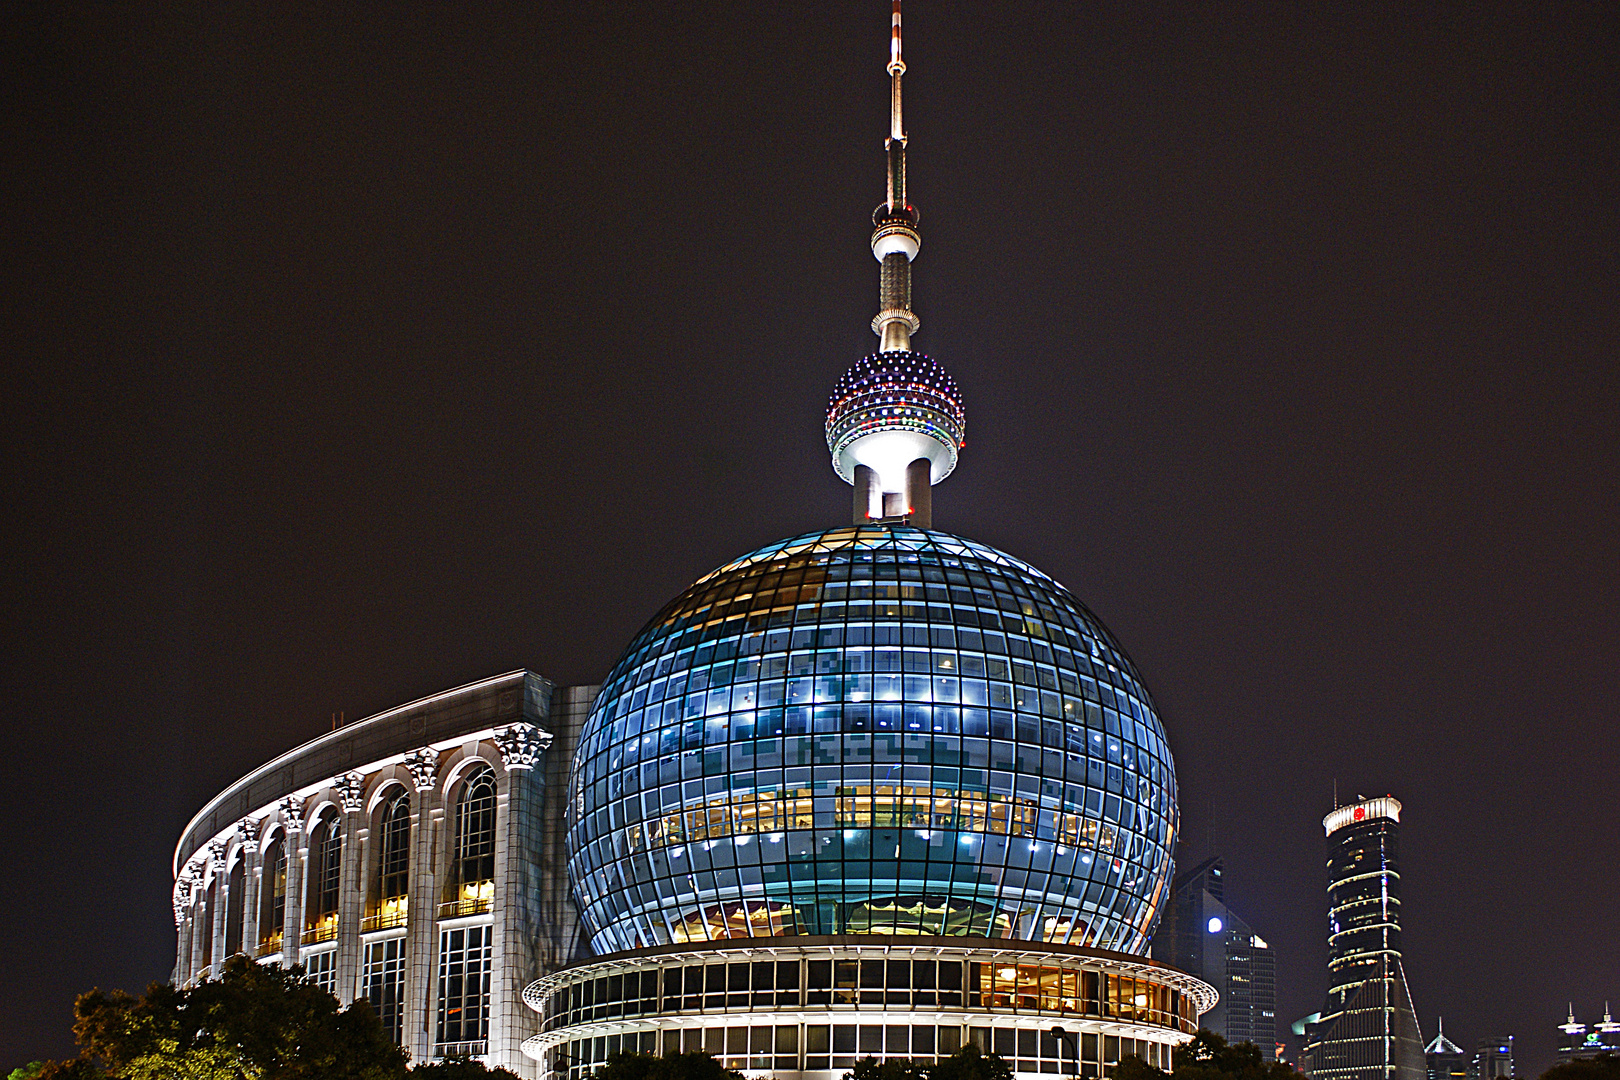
<box><xmin>362</xmin><ymin>908</ymin><xmax>409</xmax><ymax>933</ymax></box>
<box><xmin>437</xmin><ymin>895</ymin><xmax>493</xmax><ymax>920</ymax></box>
<box><xmin>301</xmin><ymin>918</ymin><xmax>338</xmax><ymax>946</ymax></box>
<box><xmin>435</xmin><ymin>1041</ymin><xmax>488</xmax><ymax>1059</ymax></box>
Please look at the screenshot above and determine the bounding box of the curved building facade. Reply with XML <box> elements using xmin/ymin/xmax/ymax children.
<box><xmin>524</xmin><ymin>938</ymin><xmax>1214</xmax><ymax>1080</ymax></box>
<box><xmin>173</xmin><ymin>672</ymin><xmax>596</xmax><ymax>1075</ymax></box>
<box><xmin>568</xmin><ymin>526</ymin><xmax>1177</xmax><ymax>956</ymax></box>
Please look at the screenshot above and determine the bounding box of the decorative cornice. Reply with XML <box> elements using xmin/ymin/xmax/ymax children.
<box><xmin>404</xmin><ymin>748</ymin><xmax>439</xmax><ymax>792</ymax></box>
<box><xmin>279</xmin><ymin>797</ymin><xmax>305</xmax><ymax>833</ymax></box>
<box><xmin>494</xmin><ymin>723</ymin><xmax>552</xmax><ymax>771</ymax></box>
<box><xmin>334</xmin><ymin>772</ymin><xmax>366</xmax><ymax>813</ymax></box>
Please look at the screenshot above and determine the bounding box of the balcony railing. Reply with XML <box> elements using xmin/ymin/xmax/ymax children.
<box><xmin>362</xmin><ymin>907</ymin><xmax>409</xmax><ymax>933</ymax></box>
<box><xmin>301</xmin><ymin>916</ymin><xmax>338</xmax><ymax>946</ymax></box>
<box><xmin>438</xmin><ymin>881</ymin><xmax>493</xmax><ymax>920</ymax></box>
<box><xmin>437</xmin><ymin>895</ymin><xmax>493</xmax><ymax>920</ymax></box>
<box><xmin>435</xmin><ymin>1041</ymin><xmax>488</xmax><ymax>1060</ymax></box>
<box><xmin>256</xmin><ymin>932</ymin><xmax>284</xmax><ymax>958</ymax></box>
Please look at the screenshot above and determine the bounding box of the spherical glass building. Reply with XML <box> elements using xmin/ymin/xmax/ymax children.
<box><xmin>566</xmin><ymin>525</ymin><xmax>1178</xmax><ymax>957</ymax></box>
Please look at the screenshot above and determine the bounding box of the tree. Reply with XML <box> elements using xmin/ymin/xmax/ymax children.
<box><xmin>848</xmin><ymin>1057</ymin><xmax>931</xmax><ymax>1080</ymax></box>
<box><xmin>926</xmin><ymin>1044</ymin><xmax>1015</xmax><ymax>1080</ymax></box>
<box><xmin>1540</xmin><ymin>1057</ymin><xmax>1620</xmax><ymax>1080</ymax></box>
<box><xmin>592</xmin><ymin>1051</ymin><xmax>745</xmax><ymax>1080</ymax></box>
<box><xmin>52</xmin><ymin>955</ymin><xmax>410</xmax><ymax>1079</ymax></box>
<box><xmin>1111</xmin><ymin>1030</ymin><xmax>1299</xmax><ymax>1080</ymax></box>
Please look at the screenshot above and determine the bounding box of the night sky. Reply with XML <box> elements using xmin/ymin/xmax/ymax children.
<box><xmin>2</xmin><ymin>1</ymin><xmax>1616</xmax><ymax>1072</ymax></box>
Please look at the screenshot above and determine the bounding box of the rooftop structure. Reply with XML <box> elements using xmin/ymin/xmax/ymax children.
<box><xmin>1424</xmin><ymin>1019</ymin><xmax>1467</xmax><ymax>1080</ymax></box>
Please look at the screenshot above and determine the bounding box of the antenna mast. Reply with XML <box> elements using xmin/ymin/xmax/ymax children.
<box><xmin>871</xmin><ymin>0</ymin><xmax>921</xmax><ymax>353</ymax></box>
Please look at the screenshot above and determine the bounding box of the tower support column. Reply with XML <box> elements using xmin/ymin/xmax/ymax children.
<box><xmin>906</xmin><ymin>457</ymin><xmax>931</xmax><ymax>529</ymax></box>
<box><xmin>853</xmin><ymin>465</ymin><xmax>878</xmax><ymax>524</ymax></box>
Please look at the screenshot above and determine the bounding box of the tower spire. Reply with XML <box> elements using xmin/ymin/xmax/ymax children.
<box><xmin>871</xmin><ymin>0</ymin><xmax>921</xmax><ymax>353</ymax></box>
<box><xmin>827</xmin><ymin>2</ymin><xmax>963</xmax><ymax>530</ymax></box>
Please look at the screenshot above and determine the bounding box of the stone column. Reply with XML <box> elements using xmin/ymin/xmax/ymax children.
<box><xmin>402</xmin><ymin>748</ymin><xmax>442</xmax><ymax>1064</ymax></box>
<box><xmin>280</xmin><ymin>798</ymin><xmax>306</xmax><ymax>966</ymax></box>
<box><xmin>491</xmin><ymin>724</ymin><xmax>551</xmax><ymax>1075</ymax></box>
<box><xmin>239</xmin><ymin>818</ymin><xmax>262</xmax><ymax>959</ymax></box>
<box><xmin>173</xmin><ymin>875</ymin><xmax>194</xmax><ymax>983</ymax></box>
<box><xmin>190</xmin><ymin>880</ymin><xmax>210</xmax><ymax>984</ymax></box>
<box><xmin>335</xmin><ymin>772</ymin><xmax>366</xmax><ymax>1003</ymax></box>
<box><xmin>208</xmin><ymin>841</ymin><xmax>228</xmax><ymax>971</ymax></box>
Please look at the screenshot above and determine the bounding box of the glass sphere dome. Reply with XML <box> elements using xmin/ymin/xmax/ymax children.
<box><xmin>567</xmin><ymin>526</ymin><xmax>1177</xmax><ymax>956</ymax></box>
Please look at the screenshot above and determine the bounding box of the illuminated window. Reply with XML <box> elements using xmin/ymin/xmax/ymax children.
<box><xmin>224</xmin><ymin>859</ymin><xmax>245</xmax><ymax>957</ymax></box>
<box><xmin>367</xmin><ymin>789</ymin><xmax>411</xmax><ymax>931</ymax></box>
<box><xmin>450</xmin><ymin>766</ymin><xmax>497</xmax><ymax>915</ymax></box>
<box><xmin>304</xmin><ymin>811</ymin><xmax>342</xmax><ymax>943</ymax></box>
<box><xmin>259</xmin><ymin>836</ymin><xmax>287</xmax><ymax>953</ymax></box>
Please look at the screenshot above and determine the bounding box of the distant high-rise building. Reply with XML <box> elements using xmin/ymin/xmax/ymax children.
<box><xmin>1557</xmin><ymin>1004</ymin><xmax>1620</xmax><ymax>1065</ymax></box>
<box><xmin>1153</xmin><ymin>857</ymin><xmax>1278</xmax><ymax>1048</ymax></box>
<box><xmin>1468</xmin><ymin>1036</ymin><xmax>1513</xmax><ymax>1080</ymax></box>
<box><xmin>1425</xmin><ymin>1021</ymin><xmax>1467</xmax><ymax>1080</ymax></box>
<box><xmin>1299</xmin><ymin>796</ymin><xmax>1425</xmax><ymax>1080</ymax></box>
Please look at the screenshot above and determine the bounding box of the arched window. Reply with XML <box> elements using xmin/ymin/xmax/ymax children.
<box><xmin>451</xmin><ymin>765</ymin><xmax>497</xmax><ymax>915</ymax></box>
<box><xmin>370</xmin><ymin>789</ymin><xmax>411</xmax><ymax>930</ymax></box>
<box><xmin>224</xmin><ymin>859</ymin><xmax>245</xmax><ymax>957</ymax></box>
<box><xmin>304</xmin><ymin>811</ymin><xmax>342</xmax><ymax>944</ymax></box>
<box><xmin>259</xmin><ymin>835</ymin><xmax>287</xmax><ymax>954</ymax></box>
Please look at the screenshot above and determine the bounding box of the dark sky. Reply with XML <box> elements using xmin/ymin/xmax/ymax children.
<box><xmin>2</xmin><ymin>0</ymin><xmax>1615</xmax><ymax>1072</ymax></box>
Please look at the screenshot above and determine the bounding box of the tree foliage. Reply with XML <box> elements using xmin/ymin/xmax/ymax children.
<box><xmin>32</xmin><ymin>955</ymin><xmax>519</xmax><ymax>1079</ymax></box>
<box><xmin>1114</xmin><ymin>1030</ymin><xmax>1298</xmax><ymax>1080</ymax></box>
<box><xmin>592</xmin><ymin>1051</ymin><xmax>745</xmax><ymax>1080</ymax></box>
<box><xmin>1540</xmin><ymin>1057</ymin><xmax>1620</xmax><ymax>1080</ymax></box>
<box><xmin>844</xmin><ymin>1044</ymin><xmax>1014</xmax><ymax>1080</ymax></box>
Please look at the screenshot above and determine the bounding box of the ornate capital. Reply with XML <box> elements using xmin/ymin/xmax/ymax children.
<box><xmin>493</xmin><ymin>723</ymin><xmax>552</xmax><ymax>771</ymax></box>
<box><xmin>173</xmin><ymin>875</ymin><xmax>194</xmax><ymax>926</ymax></box>
<box><xmin>334</xmin><ymin>772</ymin><xmax>366</xmax><ymax>813</ymax></box>
<box><xmin>279</xmin><ymin>797</ymin><xmax>305</xmax><ymax>833</ymax></box>
<box><xmin>238</xmin><ymin>817</ymin><xmax>260</xmax><ymax>854</ymax></box>
<box><xmin>207</xmin><ymin>839</ymin><xmax>227</xmax><ymax>875</ymax></box>
<box><xmin>404</xmin><ymin>748</ymin><xmax>439</xmax><ymax>792</ymax></box>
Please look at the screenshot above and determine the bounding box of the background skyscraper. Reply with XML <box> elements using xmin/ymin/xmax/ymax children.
<box><xmin>1557</xmin><ymin>1005</ymin><xmax>1620</xmax><ymax>1064</ymax></box>
<box><xmin>1425</xmin><ymin>1023</ymin><xmax>1467</xmax><ymax>1080</ymax></box>
<box><xmin>1300</xmin><ymin>796</ymin><xmax>1425</xmax><ymax>1080</ymax></box>
<box><xmin>1469</xmin><ymin>1036</ymin><xmax>1514</xmax><ymax>1080</ymax></box>
<box><xmin>1152</xmin><ymin>856</ymin><xmax>1278</xmax><ymax>1051</ymax></box>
